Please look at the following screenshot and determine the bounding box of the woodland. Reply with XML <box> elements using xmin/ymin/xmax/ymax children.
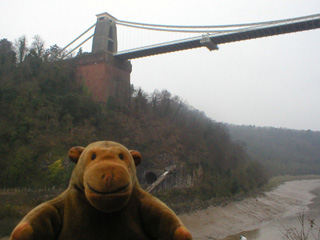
<box><xmin>0</xmin><ymin>36</ymin><xmax>269</xmax><ymax>200</ymax></box>
<box><xmin>228</xmin><ymin>124</ymin><xmax>320</xmax><ymax>176</ymax></box>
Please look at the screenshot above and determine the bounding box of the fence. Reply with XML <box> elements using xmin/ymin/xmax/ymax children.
<box><xmin>1</xmin><ymin>186</ymin><xmax>63</xmax><ymax>193</ymax></box>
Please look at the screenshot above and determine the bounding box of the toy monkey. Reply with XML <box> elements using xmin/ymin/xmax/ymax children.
<box><xmin>11</xmin><ymin>141</ymin><xmax>192</xmax><ymax>240</ymax></box>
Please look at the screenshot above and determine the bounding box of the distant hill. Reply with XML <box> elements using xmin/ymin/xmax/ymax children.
<box><xmin>227</xmin><ymin>124</ymin><xmax>320</xmax><ymax>176</ymax></box>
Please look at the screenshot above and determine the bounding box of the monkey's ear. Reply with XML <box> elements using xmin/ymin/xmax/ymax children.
<box><xmin>68</xmin><ymin>146</ymin><xmax>85</xmax><ymax>164</ymax></box>
<box><xmin>130</xmin><ymin>150</ymin><xmax>142</xmax><ymax>166</ymax></box>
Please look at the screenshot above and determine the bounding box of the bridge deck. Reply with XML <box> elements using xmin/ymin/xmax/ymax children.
<box><xmin>114</xmin><ymin>15</ymin><xmax>320</xmax><ymax>60</ymax></box>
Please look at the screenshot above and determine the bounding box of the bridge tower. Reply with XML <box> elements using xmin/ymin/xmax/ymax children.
<box><xmin>75</xmin><ymin>12</ymin><xmax>131</xmax><ymax>104</ymax></box>
<box><xmin>92</xmin><ymin>12</ymin><xmax>118</xmax><ymax>53</ymax></box>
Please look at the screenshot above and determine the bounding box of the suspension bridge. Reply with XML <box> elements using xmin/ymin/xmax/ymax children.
<box><xmin>67</xmin><ymin>12</ymin><xmax>320</xmax><ymax>103</ymax></box>
<box><xmin>63</xmin><ymin>12</ymin><xmax>320</xmax><ymax>60</ymax></box>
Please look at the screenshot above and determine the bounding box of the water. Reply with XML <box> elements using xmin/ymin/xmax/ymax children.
<box><xmin>180</xmin><ymin>179</ymin><xmax>320</xmax><ymax>240</ymax></box>
<box><xmin>222</xmin><ymin>184</ymin><xmax>320</xmax><ymax>240</ymax></box>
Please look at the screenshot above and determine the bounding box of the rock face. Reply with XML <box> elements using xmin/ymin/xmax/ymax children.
<box><xmin>138</xmin><ymin>154</ymin><xmax>204</xmax><ymax>191</ymax></box>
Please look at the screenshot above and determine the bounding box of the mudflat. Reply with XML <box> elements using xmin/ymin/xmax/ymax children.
<box><xmin>179</xmin><ymin>179</ymin><xmax>320</xmax><ymax>240</ymax></box>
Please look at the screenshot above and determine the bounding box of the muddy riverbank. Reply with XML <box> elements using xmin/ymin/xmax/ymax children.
<box><xmin>179</xmin><ymin>179</ymin><xmax>320</xmax><ymax>240</ymax></box>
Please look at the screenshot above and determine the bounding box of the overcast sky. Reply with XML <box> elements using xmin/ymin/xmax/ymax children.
<box><xmin>1</xmin><ymin>0</ymin><xmax>320</xmax><ymax>131</ymax></box>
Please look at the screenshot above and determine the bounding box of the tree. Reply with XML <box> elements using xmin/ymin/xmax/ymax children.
<box><xmin>0</xmin><ymin>39</ymin><xmax>16</xmax><ymax>74</ymax></box>
<box><xmin>77</xmin><ymin>47</ymin><xmax>83</xmax><ymax>56</ymax></box>
<box><xmin>44</xmin><ymin>44</ymin><xmax>64</xmax><ymax>62</ymax></box>
<box><xmin>30</xmin><ymin>35</ymin><xmax>45</xmax><ymax>59</ymax></box>
<box><xmin>15</xmin><ymin>36</ymin><xmax>28</xmax><ymax>63</ymax></box>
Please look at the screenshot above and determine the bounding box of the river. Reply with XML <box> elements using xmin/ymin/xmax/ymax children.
<box><xmin>179</xmin><ymin>179</ymin><xmax>320</xmax><ymax>240</ymax></box>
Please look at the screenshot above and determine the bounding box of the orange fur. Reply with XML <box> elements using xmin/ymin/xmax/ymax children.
<box><xmin>11</xmin><ymin>222</ymin><xmax>33</xmax><ymax>240</ymax></box>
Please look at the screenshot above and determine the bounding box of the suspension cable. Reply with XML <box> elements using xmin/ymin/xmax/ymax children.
<box><xmin>63</xmin><ymin>34</ymin><xmax>94</xmax><ymax>59</ymax></box>
<box><xmin>60</xmin><ymin>23</ymin><xmax>96</xmax><ymax>54</ymax></box>
<box><xmin>116</xmin><ymin>21</ymin><xmax>269</xmax><ymax>33</ymax></box>
<box><xmin>116</xmin><ymin>13</ymin><xmax>320</xmax><ymax>31</ymax></box>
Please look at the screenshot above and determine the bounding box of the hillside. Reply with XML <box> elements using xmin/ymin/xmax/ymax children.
<box><xmin>0</xmin><ymin>37</ymin><xmax>269</xmax><ymax>201</ymax></box>
<box><xmin>227</xmin><ymin>124</ymin><xmax>320</xmax><ymax>176</ymax></box>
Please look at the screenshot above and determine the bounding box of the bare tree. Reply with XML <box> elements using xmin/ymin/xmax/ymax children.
<box><xmin>282</xmin><ymin>211</ymin><xmax>320</xmax><ymax>240</ymax></box>
<box><xmin>31</xmin><ymin>35</ymin><xmax>45</xmax><ymax>58</ymax></box>
<box><xmin>15</xmin><ymin>36</ymin><xmax>28</xmax><ymax>63</ymax></box>
<box><xmin>44</xmin><ymin>44</ymin><xmax>72</xmax><ymax>62</ymax></box>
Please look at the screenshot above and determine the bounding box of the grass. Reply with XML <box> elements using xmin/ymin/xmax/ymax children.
<box><xmin>262</xmin><ymin>175</ymin><xmax>320</xmax><ymax>192</ymax></box>
<box><xmin>0</xmin><ymin>189</ymin><xmax>62</xmax><ymax>238</ymax></box>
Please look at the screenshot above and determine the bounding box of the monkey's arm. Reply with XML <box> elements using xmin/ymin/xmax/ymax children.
<box><xmin>10</xmin><ymin>202</ymin><xmax>62</xmax><ymax>240</ymax></box>
<box><xmin>139</xmin><ymin>191</ymin><xmax>192</xmax><ymax>240</ymax></box>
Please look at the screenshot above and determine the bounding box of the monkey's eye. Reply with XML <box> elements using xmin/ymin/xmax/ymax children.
<box><xmin>118</xmin><ymin>153</ymin><xmax>124</xmax><ymax>160</ymax></box>
<box><xmin>91</xmin><ymin>153</ymin><xmax>96</xmax><ymax>160</ymax></box>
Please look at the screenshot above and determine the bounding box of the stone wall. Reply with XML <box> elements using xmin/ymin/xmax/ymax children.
<box><xmin>72</xmin><ymin>51</ymin><xmax>132</xmax><ymax>103</ymax></box>
<box><xmin>138</xmin><ymin>162</ymin><xmax>204</xmax><ymax>192</ymax></box>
